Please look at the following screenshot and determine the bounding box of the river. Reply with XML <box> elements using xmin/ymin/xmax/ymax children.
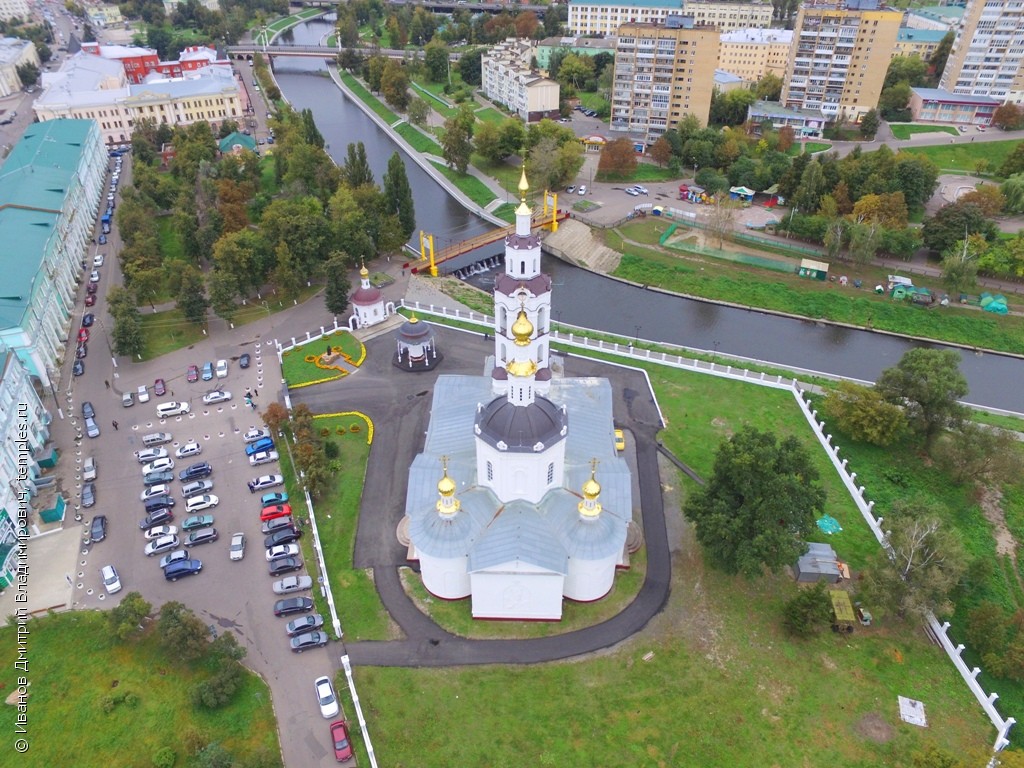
<box><xmin>271</xmin><ymin>20</ymin><xmax>1024</xmax><ymax>414</ymax></box>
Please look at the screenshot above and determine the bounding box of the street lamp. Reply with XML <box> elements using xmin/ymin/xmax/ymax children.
<box><xmin>634</xmin><ymin>325</ymin><xmax>641</xmax><ymax>344</ymax></box>
<box><xmin>787</xmin><ymin>205</ymin><xmax>799</xmax><ymax>239</ymax></box>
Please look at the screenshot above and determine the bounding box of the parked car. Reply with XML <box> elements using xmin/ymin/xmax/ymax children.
<box><xmin>578</xmin><ymin>185</ymin><xmax>587</xmax><ymax>195</ymax></box>
<box><xmin>81</xmin><ymin>401</ymin><xmax>95</xmax><ymax>419</ymax></box>
<box><xmin>179</xmin><ymin>462</ymin><xmax>212</xmax><ymax>482</ymax></box>
<box><xmin>164</xmin><ymin>559</ymin><xmax>202</xmax><ymax>581</ymax></box>
<box><xmin>72</xmin><ymin>360</ymin><xmax>84</xmax><ymax>377</ymax></box>
<box><xmin>84</xmin><ymin>294</ymin><xmax>96</xmax><ymax>307</ymax></box>
<box><xmin>144</xmin><ymin>535</ymin><xmax>180</xmax><ymax>557</ymax></box>
<box><xmin>260</xmin><ymin>503</ymin><xmax>292</xmax><ymax>522</ymax></box>
<box><xmin>84</xmin><ymin>416</ymin><xmax>100</xmax><ymax>438</ymax></box>
<box><xmin>274</xmin><ymin>596</ymin><xmax>314</xmax><ymax>616</ymax></box>
<box><xmin>285</xmin><ymin>613</ymin><xmax>324</xmax><ymax>637</ymax></box>
<box><xmin>89</xmin><ymin>270</ymin><xmax>100</xmax><ymax>283</ymax></box>
<box><xmin>186</xmin><ymin>365</ymin><xmax>199</xmax><ymax>383</ymax></box>
<box><xmin>239</xmin><ymin>353</ymin><xmax>251</xmax><ymax>369</ymax></box>
<box><xmin>566</xmin><ymin>184</ymin><xmax>576</xmax><ymax>194</ymax></box>
<box><xmin>76</xmin><ymin>344</ymin><xmax>88</xmax><ymax>360</ymax></box>
<box><xmin>182</xmin><ymin>514</ymin><xmax>214</xmax><ymax>531</ymax></box>
<box><xmin>97</xmin><ymin>234</ymin><xmax>107</xmax><ymax>245</ymax></box>
<box><xmin>135</xmin><ymin>447</ymin><xmax>168</xmax><ymax>464</ymax></box>
<box><xmin>175</xmin><ymin>441</ymin><xmax>202</xmax><ymax>459</ymax></box>
<box><xmin>202</xmin><ymin>390</ymin><xmax>232</xmax><ymax>405</ymax></box>
<box><xmin>264</xmin><ymin>527</ymin><xmax>301</xmax><ymax>548</ymax></box>
<box><xmin>138</xmin><ymin>509</ymin><xmax>173</xmax><ymax>530</ymax></box>
<box><xmin>81</xmin><ymin>482</ymin><xmax>96</xmax><ymax>508</ymax></box>
<box><xmin>83</xmin><ymin>456</ymin><xmax>97</xmax><ymax>482</ymax></box>
<box><xmin>273</xmin><ymin>575</ymin><xmax>313</xmax><ymax>594</ymax></box>
<box><xmin>136</xmin><ymin>385</ymin><xmax>150</xmax><ymax>403</ymax></box>
<box><xmin>90</xmin><ymin>514</ymin><xmax>107</xmax><ymax>543</ymax></box>
<box><xmin>269</xmin><ymin>556</ymin><xmax>303</xmax><ymax>576</ymax></box>
<box><xmin>290</xmin><ymin>631</ymin><xmax>328</xmax><ymax>653</ymax></box>
<box><xmin>122</xmin><ymin>391</ymin><xmax>134</xmax><ymax>408</ymax></box>
<box><xmin>81</xmin><ymin>313</ymin><xmax>95</xmax><ymax>327</ymax></box>
<box><xmin>245</xmin><ymin>437</ymin><xmax>275</xmax><ymax>456</ymax></box>
<box><xmin>261</xmin><ymin>492</ymin><xmax>288</xmax><ymax>507</ymax></box>
<box><xmin>266</xmin><ymin>543</ymin><xmax>300</xmax><ymax>561</ymax></box>
<box><xmin>141</xmin><ymin>457</ymin><xmax>175</xmax><ymax>475</ymax></box>
<box><xmin>201</xmin><ymin>362</ymin><xmax>214</xmax><ymax>381</ymax></box>
<box><xmin>243</xmin><ymin>427</ymin><xmax>271</xmax><ymax>444</ymax></box>
<box><xmin>100</xmin><ymin>565</ymin><xmax>122</xmax><ymax>594</ymax></box>
<box><xmin>143</xmin><ymin>524</ymin><xmax>177</xmax><ymax>540</ymax></box>
<box><xmin>77</xmin><ymin>328</ymin><xmax>90</xmax><ymax>343</ymax></box>
<box><xmin>330</xmin><ymin>721</ymin><xmax>354</xmax><ymax>762</ymax></box>
<box><xmin>229</xmin><ymin>532</ymin><xmax>246</xmax><ymax>561</ymax></box>
<box><xmin>186</xmin><ymin>528</ymin><xmax>219</xmax><ymax>546</ymax></box>
<box><xmin>262</xmin><ymin>516</ymin><xmax>298</xmax><ymax>535</ymax></box>
<box><xmin>153</xmin><ymin>378</ymin><xmax>166</xmax><ymax>396</ymax></box>
<box><xmin>140</xmin><ymin>485</ymin><xmax>170</xmax><ymax>502</ymax></box>
<box><xmin>156</xmin><ymin>401</ymin><xmax>190</xmax><ymax>418</ymax></box>
<box><xmin>249</xmin><ymin>450</ymin><xmax>279</xmax><ymax>467</ymax></box>
<box><xmin>215</xmin><ymin>359</ymin><xmax>228</xmax><ymax>378</ymax></box>
<box><xmin>159</xmin><ymin>549</ymin><xmax>190</xmax><ymax>569</ymax></box>
<box><xmin>615</xmin><ymin>429</ymin><xmax>625</xmax><ymax>451</ymax></box>
<box><xmin>248</xmin><ymin>474</ymin><xmax>284</xmax><ymax>493</ymax></box>
<box><xmin>181</xmin><ymin>479</ymin><xmax>214</xmax><ymax>498</ymax></box>
<box><xmin>143</xmin><ymin>470</ymin><xmax>175</xmax><ymax>487</ymax></box>
<box><xmin>314</xmin><ymin>676</ymin><xmax>340</xmax><ymax>719</ymax></box>
<box><xmin>142</xmin><ymin>494</ymin><xmax>175</xmax><ymax>511</ymax></box>
<box><xmin>625</xmin><ymin>187</ymin><xmax>639</xmax><ymax>196</ymax></box>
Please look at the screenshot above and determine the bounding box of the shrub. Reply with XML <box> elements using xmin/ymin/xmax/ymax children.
<box><xmin>190</xmin><ymin>663</ymin><xmax>244</xmax><ymax>709</ymax></box>
<box><xmin>782</xmin><ymin>582</ymin><xmax>833</xmax><ymax>637</ymax></box>
<box><xmin>324</xmin><ymin>440</ymin><xmax>339</xmax><ymax>460</ymax></box>
<box><xmin>152</xmin><ymin>746</ymin><xmax>176</xmax><ymax>768</ymax></box>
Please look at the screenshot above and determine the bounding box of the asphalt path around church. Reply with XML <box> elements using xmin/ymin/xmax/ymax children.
<box><xmin>290</xmin><ymin>329</ymin><xmax>672</xmax><ymax>666</ymax></box>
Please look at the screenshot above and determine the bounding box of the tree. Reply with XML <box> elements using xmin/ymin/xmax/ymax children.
<box><xmin>999</xmin><ymin>141</ymin><xmax>1024</xmax><ymax>177</ymax></box>
<box><xmin>341</xmin><ymin>142</ymin><xmax>374</xmax><ymax>188</ymax></box>
<box><xmin>383</xmin><ymin>152</ymin><xmax>416</xmax><ymax>239</ymax></box>
<box><xmin>992</xmin><ymin>103</ymin><xmax>1024</xmax><ymax>131</ymax></box>
<box><xmin>940</xmin><ymin>234</ymin><xmax>984</xmax><ymax>295</ymax></box>
<box><xmin>270</xmin><ymin>241</ymin><xmax>303</xmax><ymax>304</ymax></box>
<box><xmin>753</xmin><ymin>72</ymin><xmax>783</xmax><ymax>102</ymax></box>
<box><xmin>649</xmin><ymin>136</ymin><xmax>673</xmax><ymax>167</ymax></box>
<box><xmin>156</xmin><ymin>601</ymin><xmax>209</xmax><ymax>662</ymax></box>
<box><xmin>884</xmin><ymin>56</ymin><xmax>928</xmax><ymax>89</ymax></box>
<box><xmin>458</xmin><ymin>47</ymin><xmax>483</xmax><ymax>85</ymax></box>
<box><xmin>597</xmin><ymin>138</ymin><xmax>637</xmax><ymax>179</ymax></box>
<box><xmin>792</xmin><ymin>160</ymin><xmax>827</xmax><ymax>215</ymax></box>
<box><xmin>875</xmin><ymin>348</ymin><xmax>968</xmax><ymax>450</ymax></box>
<box><xmin>324</xmin><ymin>252</ymin><xmax>352</xmax><ymax>316</ymax></box>
<box><xmin>782</xmin><ymin>582</ymin><xmax>832</xmax><ymax>638</ymax></box>
<box><xmin>176</xmin><ymin>265</ymin><xmax>209</xmax><ymax>325</ymax></box>
<box><xmin>424</xmin><ymin>39</ymin><xmax>449</xmax><ymax>83</ymax></box>
<box><xmin>821</xmin><ymin>381</ymin><xmax>907</xmax><ymax>446</ymax></box>
<box><xmin>407</xmin><ymin>97</ymin><xmax>430</xmax><ymax>126</ymax></box>
<box><xmin>851</xmin><ymin>192</ymin><xmax>908</xmax><ymax>230</ymax></box>
<box><xmin>207</xmin><ymin>270</ymin><xmax>239</xmax><ymax>325</ymax></box>
<box><xmin>878</xmin><ymin>81</ymin><xmax>912</xmax><ymax>122</ymax></box>
<box><xmin>107</xmin><ymin>591</ymin><xmax>152</xmax><ymax>641</ymax></box>
<box><xmin>859</xmin><ymin>109</ymin><xmax>880</xmax><ymax>139</ymax></box>
<box><xmin>861</xmin><ymin>502</ymin><xmax>966</xmax><ymax>618</ymax></box>
<box><xmin>473</xmin><ymin>120</ymin><xmax>504</xmax><ymax>164</ymax></box>
<box><xmin>922</xmin><ymin>201</ymin><xmax>999</xmax><ymax>254</ymax></box>
<box><xmin>705</xmin><ymin>197</ymin><xmax>739</xmax><ymax>248</ymax></box>
<box><xmin>381</xmin><ymin>59</ymin><xmax>410</xmax><ymax>111</ymax></box>
<box><xmin>710</xmin><ymin>88</ymin><xmax>756</xmax><ymax>126</ymax></box>
<box><xmin>933</xmin><ymin>422</ymin><xmax>1024</xmax><ymax>485</ymax></box>
<box><xmin>441</xmin><ymin>114</ymin><xmax>472</xmax><ymax>173</ymax></box>
<box><xmin>190</xmin><ymin>662</ymin><xmax>244</xmax><ymax>709</ymax></box>
<box><xmin>929</xmin><ymin>31</ymin><xmax>955</xmax><ymax>84</ymax></box>
<box><xmin>683</xmin><ymin>426</ymin><xmax>825</xmax><ymax>578</ymax></box>
<box><xmin>1001</xmin><ymin>172</ymin><xmax>1024</xmax><ymax>213</ymax></box>
<box><xmin>958</xmin><ymin>185</ymin><xmax>1005</xmax><ymax>217</ymax></box>
<box><xmin>557</xmin><ymin>53</ymin><xmax>594</xmax><ymax>90</ymax></box>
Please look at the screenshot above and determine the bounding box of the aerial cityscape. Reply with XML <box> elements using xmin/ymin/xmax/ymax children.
<box><xmin>1</xmin><ymin>0</ymin><xmax>1024</xmax><ymax>765</ymax></box>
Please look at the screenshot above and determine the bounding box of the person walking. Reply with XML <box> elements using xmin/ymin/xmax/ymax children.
<box><xmin>104</xmin><ymin>380</ymin><xmax>110</xmax><ymax>389</ymax></box>
<box><xmin>112</xmin><ymin>420</ymin><xmax>118</xmax><ymax>430</ymax></box>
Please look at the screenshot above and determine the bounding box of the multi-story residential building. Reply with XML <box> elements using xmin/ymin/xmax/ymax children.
<box><xmin>34</xmin><ymin>55</ymin><xmax>245</xmax><ymax>144</ymax></box>
<box><xmin>0</xmin><ymin>36</ymin><xmax>40</xmax><ymax>98</ymax></box>
<box><xmin>0</xmin><ymin>119</ymin><xmax>106</xmax><ymax>389</ymax></box>
<box><xmin>939</xmin><ymin>0</ymin><xmax>1024</xmax><ymax>104</ymax></box>
<box><xmin>687</xmin><ymin>1</ymin><xmax>774</xmax><ymax>31</ymax></box>
<box><xmin>910</xmin><ymin>87</ymin><xmax>999</xmax><ymax>126</ymax></box>
<box><xmin>781</xmin><ymin>0</ymin><xmax>902</xmax><ymax>123</ymax></box>
<box><xmin>0</xmin><ymin>350</ymin><xmax>59</xmax><ymax>588</ymax></box>
<box><xmin>535</xmin><ymin>35</ymin><xmax>617</xmax><ymax>71</ymax></box>
<box><xmin>612</xmin><ymin>18</ymin><xmax>720</xmax><ymax>141</ymax></box>
<box><xmin>0</xmin><ymin>0</ymin><xmax>30</xmax><ymax>23</ymax></box>
<box><xmin>904</xmin><ymin>4</ymin><xmax>964</xmax><ymax>31</ymax></box>
<box><xmin>482</xmin><ymin>39</ymin><xmax>560</xmax><ymax>122</ymax></box>
<box><xmin>894</xmin><ymin>28</ymin><xmax>949</xmax><ymax>62</ymax></box>
<box><xmin>718</xmin><ymin>28</ymin><xmax>792</xmax><ymax>83</ymax></box>
<box><xmin>569</xmin><ymin>0</ymin><xmax>684</xmax><ymax>36</ymax></box>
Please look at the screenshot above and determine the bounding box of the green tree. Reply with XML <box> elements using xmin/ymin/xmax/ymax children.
<box><xmin>498</xmin><ymin>118</ymin><xmax>526</xmax><ymax>158</ymax></box>
<box><xmin>110</xmin><ymin>307</ymin><xmax>143</xmax><ymax>358</ymax></box>
<box><xmin>341</xmin><ymin>142</ymin><xmax>374</xmax><ymax>189</ymax></box>
<box><xmin>893</xmin><ymin>153</ymin><xmax>940</xmax><ymax>208</ymax></box>
<box><xmin>861</xmin><ymin>501</ymin><xmax>967</xmax><ymax>618</ymax></box>
<box><xmin>557</xmin><ymin>53</ymin><xmax>594</xmax><ymax>90</ymax></box>
<box><xmin>933</xmin><ymin>421</ymin><xmax>1024</xmax><ymax>486</ymax></box>
<box><xmin>383</xmin><ymin>152</ymin><xmax>416</xmax><ymax>239</ymax></box>
<box><xmin>921</xmin><ymin>201</ymin><xmax>999</xmax><ymax>254</ymax></box>
<box><xmin>929</xmin><ymin>31</ymin><xmax>955</xmax><ymax>85</ymax></box>
<box><xmin>875</xmin><ymin>348</ymin><xmax>968</xmax><ymax>450</ymax></box>
<box><xmin>1000</xmin><ymin>141</ymin><xmax>1024</xmax><ymax>177</ymax></box>
<box><xmin>473</xmin><ymin>120</ymin><xmax>504</xmax><ymax>164</ymax></box>
<box><xmin>992</xmin><ymin>103</ymin><xmax>1024</xmax><ymax>130</ymax></box>
<box><xmin>1001</xmin><ymin>172</ymin><xmax>1024</xmax><ymax>213</ymax></box>
<box><xmin>878</xmin><ymin>81</ymin><xmax>912</xmax><ymax>122</ymax></box>
<box><xmin>381</xmin><ymin>58</ymin><xmax>410</xmax><ymax>111</ymax></box>
<box><xmin>792</xmin><ymin>160</ymin><xmax>827</xmax><ymax>215</ymax></box>
<box><xmin>324</xmin><ymin>252</ymin><xmax>352</xmax><ymax>316</ymax></box>
<box><xmin>156</xmin><ymin>601</ymin><xmax>209</xmax><ymax>662</ymax></box>
<box><xmin>458</xmin><ymin>47</ymin><xmax>483</xmax><ymax>85</ymax></box>
<box><xmin>710</xmin><ymin>88</ymin><xmax>756</xmax><ymax>126</ymax></box>
<box><xmin>424</xmin><ymin>38</ymin><xmax>450</xmax><ymax>83</ymax></box>
<box><xmin>407</xmin><ymin>96</ymin><xmax>430</xmax><ymax>126</ymax></box>
<box><xmin>683</xmin><ymin>426</ymin><xmax>825</xmax><ymax>577</ymax></box>
<box><xmin>596</xmin><ymin>138</ymin><xmax>637</xmax><ymax>179</ymax></box>
<box><xmin>940</xmin><ymin>234</ymin><xmax>984</xmax><ymax>295</ymax></box>
<box><xmin>441</xmin><ymin>115</ymin><xmax>472</xmax><ymax>173</ymax></box>
<box><xmin>176</xmin><ymin>265</ymin><xmax>209</xmax><ymax>325</ymax></box>
<box><xmin>859</xmin><ymin>109</ymin><xmax>879</xmax><ymax>139</ymax></box>
<box><xmin>782</xmin><ymin>582</ymin><xmax>832</xmax><ymax>638</ymax></box>
<box><xmin>821</xmin><ymin>381</ymin><xmax>907</xmax><ymax>446</ymax></box>
<box><xmin>884</xmin><ymin>55</ymin><xmax>928</xmax><ymax>89</ymax></box>
<box><xmin>753</xmin><ymin>72</ymin><xmax>783</xmax><ymax>101</ymax></box>
<box><xmin>259</xmin><ymin>196</ymin><xmax>331</xmax><ymax>277</ymax></box>
<box><xmin>107</xmin><ymin>591</ymin><xmax>152</xmax><ymax>641</ymax></box>
<box><xmin>207</xmin><ymin>270</ymin><xmax>239</xmax><ymax>325</ymax></box>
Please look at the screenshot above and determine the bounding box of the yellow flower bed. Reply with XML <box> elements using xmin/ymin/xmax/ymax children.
<box><xmin>313</xmin><ymin>411</ymin><xmax>374</xmax><ymax>445</ymax></box>
<box><xmin>290</xmin><ymin>374</ymin><xmax>344</xmax><ymax>390</ymax></box>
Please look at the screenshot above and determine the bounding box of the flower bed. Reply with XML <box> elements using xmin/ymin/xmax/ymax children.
<box><xmin>281</xmin><ymin>330</ymin><xmax>366</xmax><ymax>388</ymax></box>
<box><xmin>313</xmin><ymin>411</ymin><xmax>374</xmax><ymax>445</ymax></box>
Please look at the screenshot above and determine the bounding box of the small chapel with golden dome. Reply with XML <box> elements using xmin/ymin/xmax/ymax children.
<box><xmin>400</xmin><ymin>171</ymin><xmax>632</xmax><ymax>621</ymax></box>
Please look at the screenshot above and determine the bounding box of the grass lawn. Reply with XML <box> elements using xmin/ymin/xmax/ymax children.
<box><xmin>475</xmin><ymin>107</ymin><xmax>507</xmax><ymax>125</ymax></box>
<box><xmin>0</xmin><ymin>612</ymin><xmax>280</xmax><ymax>767</ymax></box>
<box><xmin>138</xmin><ymin>308</ymin><xmax>208</xmax><ymax>361</ymax></box>
<box><xmin>901</xmin><ymin>139</ymin><xmax>1019</xmax><ymax>173</ymax></box>
<box><xmin>890</xmin><ymin>123</ymin><xmax>960</xmax><ymax>139</ymax></box>
<box><xmin>596</xmin><ymin>162</ymin><xmax>681</xmax><ymax>183</ymax></box>
<box><xmin>577</xmin><ymin>91</ymin><xmax>610</xmax><ymax>116</ymax></box>
<box><xmin>787</xmin><ymin>141</ymin><xmax>833</xmax><ymax>155</ymax></box>
<box><xmin>258</xmin><ymin>154</ymin><xmax>280</xmax><ymax>196</ymax></box>
<box><xmin>471</xmin><ymin>155</ymin><xmax>524</xmax><ymax>199</ymax></box>
<box><xmin>411</xmin><ymin>80</ymin><xmax>458</xmax><ymax>119</ymax></box>
<box><xmin>491</xmin><ymin>202</ymin><xmax>517</xmax><ymax>223</ymax></box>
<box><xmin>339</xmin><ymin>72</ymin><xmax>399</xmax><ymax>124</ymax></box>
<box><xmin>395</xmin><ymin>122</ymin><xmax>443</xmax><ymax>155</ymax></box>
<box><xmin>430</xmin><ymin>162</ymin><xmax>498</xmax><ymax>207</ymax></box>
<box><xmin>281</xmin><ymin>330</ymin><xmax>364</xmax><ymax>388</ymax></box>
<box><xmin>431</xmin><ymin>276</ymin><xmax>495</xmax><ymax>315</ymax></box>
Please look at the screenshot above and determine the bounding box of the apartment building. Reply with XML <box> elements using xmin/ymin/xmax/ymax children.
<box><xmin>482</xmin><ymin>39</ymin><xmax>560</xmax><ymax>122</ymax></box>
<box><xmin>781</xmin><ymin>0</ymin><xmax>902</xmax><ymax>123</ymax></box>
<box><xmin>0</xmin><ymin>36</ymin><xmax>40</xmax><ymax>98</ymax></box>
<box><xmin>569</xmin><ymin>0</ymin><xmax>684</xmax><ymax>36</ymax></box>
<box><xmin>893</xmin><ymin>28</ymin><xmax>948</xmax><ymax>62</ymax></box>
<box><xmin>0</xmin><ymin>0</ymin><xmax>29</xmax><ymax>22</ymax></box>
<box><xmin>718</xmin><ymin>28</ymin><xmax>792</xmax><ymax>83</ymax></box>
<box><xmin>612</xmin><ymin>18</ymin><xmax>720</xmax><ymax>142</ymax></box>
<box><xmin>939</xmin><ymin>0</ymin><xmax>1024</xmax><ymax>104</ymax></box>
<box><xmin>687</xmin><ymin>1</ymin><xmax>774</xmax><ymax>32</ymax></box>
<box><xmin>535</xmin><ymin>35</ymin><xmax>617</xmax><ymax>71</ymax></box>
<box><xmin>0</xmin><ymin>119</ymin><xmax>106</xmax><ymax>389</ymax></box>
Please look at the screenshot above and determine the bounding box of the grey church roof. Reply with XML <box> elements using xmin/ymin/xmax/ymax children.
<box><xmin>475</xmin><ymin>396</ymin><xmax>566</xmax><ymax>453</ymax></box>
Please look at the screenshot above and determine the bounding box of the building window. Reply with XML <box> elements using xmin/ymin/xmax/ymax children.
<box><xmin>547</xmin><ymin>463</ymin><xmax>554</xmax><ymax>484</ymax></box>
<box><xmin>487</xmin><ymin>461</ymin><xmax>494</xmax><ymax>481</ymax></box>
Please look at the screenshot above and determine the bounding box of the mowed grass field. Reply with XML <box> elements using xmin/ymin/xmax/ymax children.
<box><xmin>900</xmin><ymin>138</ymin><xmax>1020</xmax><ymax>172</ymax></box>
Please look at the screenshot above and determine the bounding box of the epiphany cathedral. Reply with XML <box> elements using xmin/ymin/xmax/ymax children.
<box><xmin>400</xmin><ymin>171</ymin><xmax>634</xmax><ymax>620</ymax></box>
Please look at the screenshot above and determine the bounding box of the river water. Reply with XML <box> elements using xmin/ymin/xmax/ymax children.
<box><xmin>272</xmin><ymin>20</ymin><xmax>1024</xmax><ymax>413</ymax></box>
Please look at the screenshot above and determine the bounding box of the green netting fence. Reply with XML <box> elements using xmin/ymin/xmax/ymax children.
<box><xmin>658</xmin><ymin>222</ymin><xmax>800</xmax><ymax>274</ymax></box>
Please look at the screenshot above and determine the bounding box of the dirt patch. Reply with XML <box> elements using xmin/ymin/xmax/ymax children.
<box><xmin>979</xmin><ymin>486</ymin><xmax>1019</xmax><ymax>559</ymax></box>
<box><xmin>855</xmin><ymin>712</ymin><xmax>895</xmax><ymax>744</ymax></box>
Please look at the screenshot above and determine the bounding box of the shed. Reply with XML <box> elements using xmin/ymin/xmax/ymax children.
<box><xmin>729</xmin><ymin>185</ymin><xmax>755</xmax><ymax>202</ymax></box>
<box><xmin>830</xmin><ymin>590</ymin><xmax>856</xmax><ymax>633</ymax></box>
<box><xmin>795</xmin><ymin>542</ymin><xmax>842</xmax><ymax>583</ymax></box>
<box><xmin>797</xmin><ymin>258</ymin><xmax>829</xmax><ymax>280</ymax></box>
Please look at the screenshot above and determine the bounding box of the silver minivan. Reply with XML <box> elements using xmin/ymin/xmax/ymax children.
<box><xmin>135</xmin><ymin>447</ymin><xmax>168</xmax><ymax>464</ymax></box>
<box><xmin>143</xmin><ymin>432</ymin><xmax>172</xmax><ymax>447</ymax></box>
<box><xmin>181</xmin><ymin>479</ymin><xmax>213</xmax><ymax>499</ymax></box>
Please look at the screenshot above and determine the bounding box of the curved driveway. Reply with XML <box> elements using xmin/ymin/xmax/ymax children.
<box><xmin>291</xmin><ymin>329</ymin><xmax>673</xmax><ymax>666</ymax></box>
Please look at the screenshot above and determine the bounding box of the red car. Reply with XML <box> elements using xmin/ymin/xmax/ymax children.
<box><xmin>186</xmin><ymin>365</ymin><xmax>199</xmax><ymax>383</ymax></box>
<box><xmin>330</xmin><ymin>721</ymin><xmax>353</xmax><ymax>762</ymax></box>
<box><xmin>259</xmin><ymin>503</ymin><xmax>292</xmax><ymax>522</ymax></box>
<box><xmin>84</xmin><ymin>294</ymin><xmax>97</xmax><ymax>307</ymax></box>
<box><xmin>153</xmin><ymin>378</ymin><xmax>166</xmax><ymax>396</ymax></box>
<box><xmin>77</xmin><ymin>328</ymin><xmax>90</xmax><ymax>343</ymax></box>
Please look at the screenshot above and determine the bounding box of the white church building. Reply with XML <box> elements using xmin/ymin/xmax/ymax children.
<box><xmin>400</xmin><ymin>171</ymin><xmax>633</xmax><ymax>620</ymax></box>
<box><xmin>348</xmin><ymin>264</ymin><xmax>394</xmax><ymax>330</ymax></box>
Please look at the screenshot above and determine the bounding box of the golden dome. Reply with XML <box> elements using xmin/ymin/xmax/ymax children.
<box><xmin>408</xmin><ymin>316</ymin><xmax>419</xmax><ymax>324</ymax></box>
<box><xmin>578</xmin><ymin>459</ymin><xmax>603</xmax><ymax>517</ymax></box>
<box><xmin>437</xmin><ymin>472</ymin><xmax>456</xmax><ymax>497</ymax></box>
<box><xmin>511</xmin><ymin>310</ymin><xmax>533</xmax><ymax>346</ymax></box>
<box><xmin>506</xmin><ymin>358</ymin><xmax>538</xmax><ymax>378</ymax></box>
<box><xmin>518</xmin><ymin>167</ymin><xmax>530</xmax><ymax>198</ymax></box>
<box><xmin>582</xmin><ymin>474</ymin><xmax>601</xmax><ymax>500</ymax></box>
<box><xmin>359</xmin><ymin>264</ymin><xmax>369</xmax><ymax>278</ymax></box>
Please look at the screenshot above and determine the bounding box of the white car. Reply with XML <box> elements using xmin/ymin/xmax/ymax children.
<box><xmin>144</xmin><ymin>534</ymin><xmax>180</xmax><ymax>557</ymax></box>
<box><xmin>93</xmin><ymin>254</ymin><xmax>104</xmax><ymax>267</ymax></box>
<box><xmin>272</xmin><ymin>575</ymin><xmax>313</xmax><ymax>594</ymax></box>
<box><xmin>141</xmin><ymin>457</ymin><xmax>175</xmax><ymax>475</ymax></box>
<box><xmin>136</xmin><ymin>385</ymin><xmax>150</xmax><ymax>403</ymax></box>
<box><xmin>83</xmin><ymin>456</ymin><xmax>97</xmax><ymax>482</ymax></box>
<box><xmin>577</xmin><ymin>185</ymin><xmax>587</xmax><ymax>195</ymax></box>
<box><xmin>144</xmin><ymin>524</ymin><xmax>178</xmax><ymax>540</ymax></box>
<box><xmin>215</xmin><ymin>359</ymin><xmax>228</xmax><ymax>379</ymax></box>
<box><xmin>89</xmin><ymin>270</ymin><xmax>100</xmax><ymax>283</ymax></box>
<box><xmin>243</xmin><ymin>427</ymin><xmax>271</xmax><ymax>444</ymax></box>
<box><xmin>314</xmin><ymin>676</ymin><xmax>339</xmax><ymax>719</ymax></box>
<box><xmin>249</xmin><ymin>450</ymin><xmax>278</xmax><ymax>467</ymax></box>
<box><xmin>140</xmin><ymin>484</ymin><xmax>170</xmax><ymax>502</ymax></box>
<box><xmin>266</xmin><ymin>543</ymin><xmax>300</xmax><ymax>561</ymax></box>
<box><xmin>248</xmin><ymin>474</ymin><xmax>284</xmax><ymax>492</ymax></box>
<box><xmin>100</xmin><ymin>565</ymin><xmax>122</xmax><ymax>594</ymax></box>
<box><xmin>229</xmin><ymin>532</ymin><xmax>246</xmax><ymax>561</ymax></box>
<box><xmin>135</xmin><ymin>447</ymin><xmax>168</xmax><ymax>464</ymax></box>
<box><xmin>202</xmin><ymin>390</ymin><xmax>232</xmax><ymax>405</ymax></box>
<box><xmin>185</xmin><ymin>494</ymin><xmax>219</xmax><ymax>513</ymax></box>
<box><xmin>156</xmin><ymin>401</ymin><xmax>190</xmax><ymax>417</ymax></box>
<box><xmin>633</xmin><ymin>185</ymin><xmax>649</xmax><ymax>195</ymax></box>
<box><xmin>175</xmin><ymin>441</ymin><xmax>202</xmax><ymax>458</ymax></box>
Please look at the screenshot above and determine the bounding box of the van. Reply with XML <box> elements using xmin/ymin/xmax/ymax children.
<box><xmin>156</xmin><ymin>401</ymin><xmax>190</xmax><ymax>418</ymax></box>
<box><xmin>143</xmin><ymin>432</ymin><xmax>172</xmax><ymax>447</ymax></box>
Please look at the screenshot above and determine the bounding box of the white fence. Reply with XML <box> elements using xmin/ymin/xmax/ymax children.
<box><xmin>275</xmin><ymin>317</ymin><xmax>345</xmax><ymax>359</ymax></box>
<box><xmin>399</xmin><ymin>298</ymin><xmax>1017</xmax><ymax>754</ymax></box>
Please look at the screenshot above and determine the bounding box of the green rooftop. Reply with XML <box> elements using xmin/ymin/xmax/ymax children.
<box><xmin>219</xmin><ymin>131</ymin><xmax>257</xmax><ymax>154</ymax></box>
